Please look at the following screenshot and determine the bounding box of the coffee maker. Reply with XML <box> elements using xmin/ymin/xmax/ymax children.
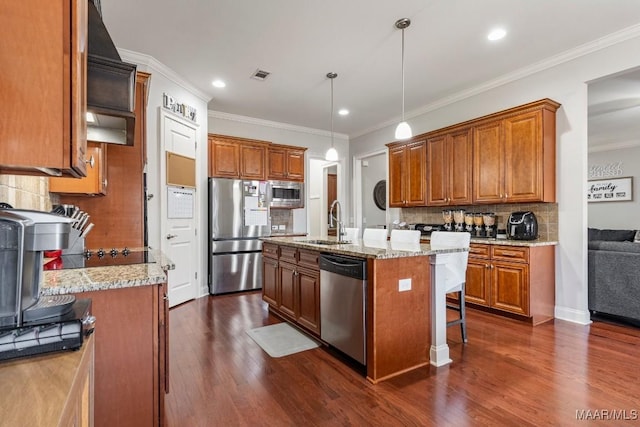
<box><xmin>0</xmin><ymin>209</ymin><xmax>76</xmax><ymax>328</ymax></box>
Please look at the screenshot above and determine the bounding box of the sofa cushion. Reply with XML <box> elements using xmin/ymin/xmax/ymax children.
<box><xmin>588</xmin><ymin>240</ymin><xmax>640</xmax><ymax>253</ymax></box>
<box><xmin>588</xmin><ymin>228</ymin><xmax>636</xmax><ymax>242</ymax></box>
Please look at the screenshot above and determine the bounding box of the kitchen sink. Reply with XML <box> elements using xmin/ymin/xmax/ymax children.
<box><xmin>301</xmin><ymin>239</ymin><xmax>350</xmax><ymax>245</ymax></box>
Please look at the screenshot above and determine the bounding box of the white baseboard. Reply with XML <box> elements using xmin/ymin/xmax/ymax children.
<box><xmin>554</xmin><ymin>306</ymin><xmax>592</xmax><ymax>325</ymax></box>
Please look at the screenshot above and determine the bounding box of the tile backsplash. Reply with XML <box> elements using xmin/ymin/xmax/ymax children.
<box><xmin>0</xmin><ymin>174</ymin><xmax>56</xmax><ymax>211</ymax></box>
<box><xmin>270</xmin><ymin>209</ymin><xmax>294</xmax><ymax>233</ymax></box>
<box><xmin>400</xmin><ymin>202</ymin><xmax>558</xmax><ymax>241</ymax></box>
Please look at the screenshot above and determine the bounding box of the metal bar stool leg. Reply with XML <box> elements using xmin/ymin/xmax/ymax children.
<box><xmin>459</xmin><ymin>283</ymin><xmax>467</xmax><ymax>343</ymax></box>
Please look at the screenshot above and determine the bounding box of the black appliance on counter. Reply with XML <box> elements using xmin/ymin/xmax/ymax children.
<box><xmin>0</xmin><ymin>299</ymin><xmax>94</xmax><ymax>362</ymax></box>
<box><xmin>411</xmin><ymin>223</ymin><xmax>445</xmax><ymax>236</ymax></box>
<box><xmin>507</xmin><ymin>211</ymin><xmax>538</xmax><ymax>240</ymax></box>
<box><xmin>0</xmin><ymin>209</ymin><xmax>95</xmax><ymax>361</ymax></box>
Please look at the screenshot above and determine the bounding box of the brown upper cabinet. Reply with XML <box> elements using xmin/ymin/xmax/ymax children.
<box><xmin>387</xmin><ymin>98</ymin><xmax>560</xmax><ymax>207</ymax></box>
<box><xmin>0</xmin><ymin>0</ymin><xmax>88</xmax><ymax>177</ymax></box>
<box><xmin>426</xmin><ymin>128</ymin><xmax>473</xmax><ymax>206</ymax></box>
<box><xmin>267</xmin><ymin>145</ymin><xmax>306</xmax><ymax>181</ymax></box>
<box><xmin>387</xmin><ymin>139</ymin><xmax>427</xmax><ymax>207</ymax></box>
<box><xmin>50</xmin><ymin>142</ymin><xmax>107</xmax><ymax>195</ymax></box>
<box><xmin>208</xmin><ymin>135</ymin><xmax>307</xmax><ymax>182</ymax></box>
<box><xmin>208</xmin><ymin>134</ymin><xmax>268</xmax><ymax>180</ymax></box>
<box><xmin>473</xmin><ymin>100</ymin><xmax>560</xmax><ymax>204</ymax></box>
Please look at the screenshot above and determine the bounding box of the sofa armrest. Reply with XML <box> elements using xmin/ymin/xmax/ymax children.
<box><xmin>588</xmin><ymin>249</ymin><xmax>640</xmax><ymax>321</ymax></box>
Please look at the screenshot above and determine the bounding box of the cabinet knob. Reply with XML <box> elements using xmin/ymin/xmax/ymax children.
<box><xmin>485</xmin><ymin>264</ymin><xmax>490</xmax><ymax>268</ymax></box>
<box><xmin>85</xmin><ymin>155</ymin><xmax>95</xmax><ymax>168</ymax></box>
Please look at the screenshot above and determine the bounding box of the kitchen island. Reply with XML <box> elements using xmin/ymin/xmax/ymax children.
<box><xmin>262</xmin><ymin>237</ymin><xmax>467</xmax><ymax>383</ymax></box>
<box><xmin>41</xmin><ymin>249</ymin><xmax>174</xmax><ymax>427</ymax></box>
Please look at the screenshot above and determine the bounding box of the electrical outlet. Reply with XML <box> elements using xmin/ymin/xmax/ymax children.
<box><xmin>399</xmin><ymin>278</ymin><xmax>411</xmax><ymax>292</ymax></box>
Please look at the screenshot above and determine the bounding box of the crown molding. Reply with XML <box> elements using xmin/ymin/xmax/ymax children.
<box><xmin>118</xmin><ymin>48</ymin><xmax>212</xmax><ymax>103</ymax></box>
<box><xmin>208</xmin><ymin>110</ymin><xmax>349</xmax><ymax>141</ymax></box>
<box><xmin>352</xmin><ymin>23</ymin><xmax>640</xmax><ymax>139</ymax></box>
<box><xmin>589</xmin><ymin>139</ymin><xmax>640</xmax><ymax>153</ymax></box>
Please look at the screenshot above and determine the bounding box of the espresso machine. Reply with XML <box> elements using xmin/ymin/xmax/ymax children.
<box><xmin>0</xmin><ymin>209</ymin><xmax>93</xmax><ymax>361</ymax></box>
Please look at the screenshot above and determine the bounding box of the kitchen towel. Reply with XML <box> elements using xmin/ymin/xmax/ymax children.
<box><xmin>246</xmin><ymin>323</ymin><xmax>319</xmax><ymax>358</ymax></box>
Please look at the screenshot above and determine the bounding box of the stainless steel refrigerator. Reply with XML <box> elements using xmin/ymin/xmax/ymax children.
<box><xmin>208</xmin><ymin>178</ymin><xmax>270</xmax><ymax>295</ymax></box>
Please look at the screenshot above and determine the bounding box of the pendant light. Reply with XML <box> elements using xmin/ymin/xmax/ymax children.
<box><xmin>325</xmin><ymin>72</ymin><xmax>339</xmax><ymax>161</ymax></box>
<box><xmin>394</xmin><ymin>18</ymin><xmax>412</xmax><ymax>140</ymax></box>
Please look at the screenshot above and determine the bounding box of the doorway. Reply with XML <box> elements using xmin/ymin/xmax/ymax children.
<box><xmin>308</xmin><ymin>158</ymin><xmax>340</xmax><ymax>237</ymax></box>
<box><xmin>353</xmin><ymin>150</ymin><xmax>388</xmax><ymax>234</ymax></box>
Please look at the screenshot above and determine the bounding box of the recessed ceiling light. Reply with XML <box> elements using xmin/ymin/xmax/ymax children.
<box><xmin>338</xmin><ymin>109</ymin><xmax>349</xmax><ymax>116</ymax></box>
<box><xmin>212</xmin><ymin>79</ymin><xmax>226</xmax><ymax>88</ymax></box>
<box><xmin>487</xmin><ymin>28</ymin><xmax>506</xmax><ymax>41</ymax></box>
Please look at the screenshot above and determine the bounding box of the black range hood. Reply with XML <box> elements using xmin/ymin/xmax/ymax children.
<box><xmin>87</xmin><ymin>0</ymin><xmax>137</xmax><ymax>146</ymax></box>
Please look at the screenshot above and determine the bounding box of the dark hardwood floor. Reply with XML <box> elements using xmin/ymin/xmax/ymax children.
<box><xmin>165</xmin><ymin>292</ymin><xmax>640</xmax><ymax>426</ymax></box>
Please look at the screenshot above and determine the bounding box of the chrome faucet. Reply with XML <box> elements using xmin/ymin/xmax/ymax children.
<box><xmin>329</xmin><ymin>199</ymin><xmax>346</xmax><ymax>242</ymax></box>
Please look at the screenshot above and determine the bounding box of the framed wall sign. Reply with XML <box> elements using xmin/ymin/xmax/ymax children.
<box><xmin>587</xmin><ymin>176</ymin><xmax>633</xmax><ymax>202</ymax></box>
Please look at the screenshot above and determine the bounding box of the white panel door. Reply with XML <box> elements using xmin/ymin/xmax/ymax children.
<box><xmin>161</xmin><ymin>112</ymin><xmax>198</xmax><ymax>307</ymax></box>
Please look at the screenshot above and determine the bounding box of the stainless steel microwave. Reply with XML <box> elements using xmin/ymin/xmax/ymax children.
<box><xmin>269</xmin><ymin>181</ymin><xmax>304</xmax><ymax>208</ymax></box>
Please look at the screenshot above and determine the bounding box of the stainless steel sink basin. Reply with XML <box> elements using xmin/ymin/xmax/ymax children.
<box><xmin>301</xmin><ymin>239</ymin><xmax>350</xmax><ymax>245</ymax></box>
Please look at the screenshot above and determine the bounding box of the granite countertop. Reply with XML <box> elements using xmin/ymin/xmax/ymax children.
<box><xmin>41</xmin><ymin>249</ymin><xmax>174</xmax><ymax>296</ymax></box>
<box><xmin>420</xmin><ymin>236</ymin><xmax>558</xmax><ymax>247</ymax></box>
<box><xmin>262</xmin><ymin>236</ymin><xmax>467</xmax><ymax>259</ymax></box>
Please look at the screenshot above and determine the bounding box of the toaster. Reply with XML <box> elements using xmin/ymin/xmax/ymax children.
<box><xmin>507</xmin><ymin>211</ymin><xmax>538</xmax><ymax>240</ymax></box>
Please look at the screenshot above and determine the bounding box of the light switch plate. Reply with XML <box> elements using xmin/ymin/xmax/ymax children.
<box><xmin>399</xmin><ymin>278</ymin><xmax>411</xmax><ymax>292</ymax></box>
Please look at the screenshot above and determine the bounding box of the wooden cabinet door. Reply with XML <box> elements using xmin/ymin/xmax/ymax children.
<box><xmin>490</xmin><ymin>261</ymin><xmax>529</xmax><ymax>315</ymax></box>
<box><xmin>473</xmin><ymin>120</ymin><xmax>504</xmax><ymax>204</ymax></box>
<box><xmin>503</xmin><ymin>110</ymin><xmax>543</xmax><ymax>202</ymax></box>
<box><xmin>448</xmin><ymin>128</ymin><xmax>473</xmax><ymax>205</ymax></box>
<box><xmin>209</xmin><ymin>138</ymin><xmax>240</xmax><ymax>178</ymax></box>
<box><xmin>278</xmin><ymin>262</ymin><xmax>297</xmax><ymax>319</ymax></box>
<box><xmin>405</xmin><ymin>140</ymin><xmax>427</xmax><ymax>206</ymax></box>
<box><xmin>50</xmin><ymin>143</ymin><xmax>107</xmax><ymax>195</ymax></box>
<box><xmin>262</xmin><ymin>257</ymin><xmax>279</xmax><ymax>306</ymax></box>
<box><xmin>267</xmin><ymin>147</ymin><xmax>287</xmax><ymax>180</ymax></box>
<box><xmin>427</xmin><ymin>130</ymin><xmax>472</xmax><ymax>206</ymax></box>
<box><xmin>286</xmin><ymin>149</ymin><xmax>305</xmax><ymax>181</ymax></box>
<box><xmin>239</xmin><ymin>143</ymin><xmax>266</xmax><ymax>180</ymax></box>
<box><xmin>0</xmin><ymin>0</ymin><xmax>87</xmax><ymax>177</ymax></box>
<box><xmin>426</xmin><ymin>135</ymin><xmax>448</xmax><ymax>206</ymax></box>
<box><xmin>297</xmin><ymin>267</ymin><xmax>320</xmax><ymax>335</ymax></box>
<box><xmin>388</xmin><ymin>146</ymin><xmax>406</xmax><ymax>207</ymax></box>
<box><xmin>465</xmin><ymin>258</ymin><xmax>490</xmax><ymax>306</ymax></box>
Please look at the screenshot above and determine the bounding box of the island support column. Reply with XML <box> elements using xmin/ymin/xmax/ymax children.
<box><xmin>430</xmin><ymin>253</ymin><xmax>452</xmax><ymax>366</ymax></box>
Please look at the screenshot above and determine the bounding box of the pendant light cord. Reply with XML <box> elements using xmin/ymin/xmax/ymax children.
<box><xmin>331</xmin><ymin>76</ymin><xmax>335</xmax><ymax>148</ymax></box>
<box><xmin>401</xmin><ymin>27</ymin><xmax>405</xmax><ymax>122</ymax></box>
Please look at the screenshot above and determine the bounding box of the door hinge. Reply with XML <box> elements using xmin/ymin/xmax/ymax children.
<box><xmin>195</xmin><ymin>228</ymin><xmax>197</xmax><ymax>236</ymax></box>
<box><xmin>195</xmin><ymin>272</ymin><xmax>198</xmax><ymax>280</ymax></box>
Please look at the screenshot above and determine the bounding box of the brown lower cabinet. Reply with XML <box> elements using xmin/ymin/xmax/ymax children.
<box><xmin>74</xmin><ymin>283</ymin><xmax>168</xmax><ymax>426</ymax></box>
<box><xmin>262</xmin><ymin>243</ymin><xmax>320</xmax><ymax>336</ymax></box>
<box><xmin>465</xmin><ymin>243</ymin><xmax>555</xmax><ymax>325</ymax></box>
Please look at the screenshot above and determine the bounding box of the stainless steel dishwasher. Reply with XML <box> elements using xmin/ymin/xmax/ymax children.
<box><xmin>319</xmin><ymin>253</ymin><xmax>367</xmax><ymax>365</ymax></box>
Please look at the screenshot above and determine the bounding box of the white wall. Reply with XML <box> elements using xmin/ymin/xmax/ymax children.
<box><xmin>588</xmin><ymin>146</ymin><xmax>640</xmax><ymax>229</ymax></box>
<box><xmin>361</xmin><ymin>153</ymin><xmax>386</xmax><ymax>229</ymax></box>
<box><xmin>120</xmin><ymin>49</ymin><xmax>210</xmax><ymax>298</ymax></box>
<box><xmin>351</xmin><ymin>32</ymin><xmax>640</xmax><ymax>324</ymax></box>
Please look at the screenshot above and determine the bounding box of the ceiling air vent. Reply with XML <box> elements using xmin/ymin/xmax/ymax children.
<box><xmin>251</xmin><ymin>69</ymin><xmax>271</xmax><ymax>81</ymax></box>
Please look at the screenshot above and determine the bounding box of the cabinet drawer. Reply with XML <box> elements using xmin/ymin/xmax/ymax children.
<box><xmin>279</xmin><ymin>246</ymin><xmax>298</xmax><ymax>264</ymax></box>
<box><xmin>298</xmin><ymin>249</ymin><xmax>320</xmax><ymax>270</ymax></box>
<box><xmin>469</xmin><ymin>243</ymin><xmax>490</xmax><ymax>258</ymax></box>
<box><xmin>263</xmin><ymin>243</ymin><xmax>279</xmax><ymax>259</ymax></box>
<box><xmin>492</xmin><ymin>245</ymin><xmax>529</xmax><ymax>262</ymax></box>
